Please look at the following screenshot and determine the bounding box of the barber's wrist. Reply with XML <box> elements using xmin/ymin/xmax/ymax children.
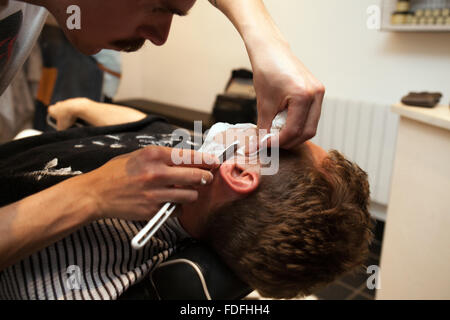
<box><xmin>62</xmin><ymin>174</ymin><xmax>100</xmax><ymax>223</ymax></box>
<box><xmin>243</xmin><ymin>30</ymin><xmax>291</xmax><ymax>74</ymax></box>
<box><xmin>243</xmin><ymin>27</ymin><xmax>290</xmax><ymax>52</ymax></box>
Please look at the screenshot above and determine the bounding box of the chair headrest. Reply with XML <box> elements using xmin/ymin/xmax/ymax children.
<box><xmin>150</xmin><ymin>240</ymin><xmax>252</xmax><ymax>300</ymax></box>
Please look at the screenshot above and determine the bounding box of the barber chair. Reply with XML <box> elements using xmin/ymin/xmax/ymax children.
<box><xmin>46</xmin><ymin>116</ymin><xmax>252</xmax><ymax>300</ymax></box>
<box><xmin>119</xmin><ymin>239</ymin><xmax>252</xmax><ymax>300</ymax></box>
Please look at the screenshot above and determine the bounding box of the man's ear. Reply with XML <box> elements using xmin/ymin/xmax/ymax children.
<box><xmin>219</xmin><ymin>162</ymin><xmax>260</xmax><ymax>195</ymax></box>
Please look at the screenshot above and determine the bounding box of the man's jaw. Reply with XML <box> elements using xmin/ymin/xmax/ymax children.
<box><xmin>179</xmin><ymin>173</ymin><xmax>226</xmax><ymax>239</ymax></box>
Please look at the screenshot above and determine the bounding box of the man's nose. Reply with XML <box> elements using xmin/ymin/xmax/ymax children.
<box><xmin>142</xmin><ymin>15</ymin><xmax>173</xmax><ymax>46</ymax></box>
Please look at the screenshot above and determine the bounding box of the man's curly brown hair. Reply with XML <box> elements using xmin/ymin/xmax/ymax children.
<box><xmin>203</xmin><ymin>147</ymin><xmax>374</xmax><ymax>299</ymax></box>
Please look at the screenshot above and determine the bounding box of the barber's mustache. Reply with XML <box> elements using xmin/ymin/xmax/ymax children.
<box><xmin>110</xmin><ymin>38</ymin><xmax>146</xmax><ymax>52</ymax></box>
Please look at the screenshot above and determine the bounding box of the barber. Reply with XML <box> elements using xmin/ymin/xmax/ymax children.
<box><xmin>0</xmin><ymin>0</ymin><xmax>324</xmax><ymax>270</ymax></box>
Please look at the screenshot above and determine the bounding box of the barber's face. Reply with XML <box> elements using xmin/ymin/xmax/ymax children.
<box><xmin>55</xmin><ymin>0</ymin><xmax>196</xmax><ymax>54</ymax></box>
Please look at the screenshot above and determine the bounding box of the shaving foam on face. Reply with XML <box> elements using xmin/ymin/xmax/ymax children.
<box><xmin>198</xmin><ymin>110</ymin><xmax>288</xmax><ymax>156</ymax></box>
<box><xmin>198</xmin><ymin>122</ymin><xmax>256</xmax><ymax>157</ymax></box>
<box><xmin>235</xmin><ymin>135</ymin><xmax>257</xmax><ymax>156</ymax></box>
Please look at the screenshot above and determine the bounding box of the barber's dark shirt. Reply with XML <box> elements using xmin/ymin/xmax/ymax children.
<box><xmin>0</xmin><ymin>116</ymin><xmax>194</xmax><ymax>300</ymax></box>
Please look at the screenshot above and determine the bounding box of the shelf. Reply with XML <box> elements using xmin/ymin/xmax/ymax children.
<box><xmin>116</xmin><ymin>99</ymin><xmax>213</xmax><ymax>131</ymax></box>
<box><xmin>381</xmin><ymin>0</ymin><xmax>450</xmax><ymax>32</ymax></box>
<box><xmin>381</xmin><ymin>24</ymin><xmax>450</xmax><ymax>32</ymax></box>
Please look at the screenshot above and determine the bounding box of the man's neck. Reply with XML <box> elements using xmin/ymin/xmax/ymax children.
<box><xmin>178</xmin><ymin>173</ymin><xmax>232</xmax><ymax>239</ymax></box>
<box><xmin>178</xmin><ymin>189</ymin><xmax>214</xmax><ymax>239</ymax></box>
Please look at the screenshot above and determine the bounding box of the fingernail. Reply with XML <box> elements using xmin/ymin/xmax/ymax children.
<box><xmin>201</xmin><ymin>172</ymin><xmax>214</xmax><ymax>185</ymax></box>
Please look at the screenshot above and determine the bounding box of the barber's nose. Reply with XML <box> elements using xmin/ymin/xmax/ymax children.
<box><xmin>145</xmin><ymin>16</ymin><xmax>173</xmax><ymax>46</ymax></box>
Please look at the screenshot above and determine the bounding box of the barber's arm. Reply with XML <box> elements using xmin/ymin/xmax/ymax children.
<box><xmin>209</xmin><ymin>0</ymin><xmax>325</xmax><ymax>148</ymax></box>
<box><xmin>48</xmin><ymin>98</ymin><xmax>147</xmax><ymax>130</ymax></box>
<box><xmin>0</xmin><ymin>146</ymin><xmax>218</xmax><ymax>271</ymax></box>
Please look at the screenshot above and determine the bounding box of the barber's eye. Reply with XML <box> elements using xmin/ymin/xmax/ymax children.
<box><xmin>152</xmin><ymin>7</ymin><xmax>166</xmax><ymax>13</ymax></box>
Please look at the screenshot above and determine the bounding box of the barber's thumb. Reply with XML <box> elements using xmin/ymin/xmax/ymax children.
<box><xmin>258</xmin><ymin>109</ymin><xmax>278</xmax><ymax>135</ymax></box>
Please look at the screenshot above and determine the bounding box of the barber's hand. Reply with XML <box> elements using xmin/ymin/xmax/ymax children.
<box><xmin>252</xmin><ymin>42</ymin><xmax>325</xmax><ymax>149</ymax></box>
<box><xmin>48</xmin><ymin>98</ymin><xmax>92</xmax><ymax>130</ymax></box>
<box><xmin>80</xmin><ymin>146</ymin><xmax>219</xmax><ymax>221</ymax></box>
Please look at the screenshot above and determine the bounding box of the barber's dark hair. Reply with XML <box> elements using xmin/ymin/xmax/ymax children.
<box><xmin>203</xmin><ymin>147</ymin><xmax>374</xmax><ymax>299</ymax></box>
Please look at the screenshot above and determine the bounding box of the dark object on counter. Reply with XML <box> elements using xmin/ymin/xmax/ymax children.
<box><xmin>401</xmin><ymin>92</ymin><xmax>442</xmax><ymax>108</ymax></box>
<box><xmin>212</xmin><ymin>94</ymin><xmax>257</xmax><ymax>124</ymax></box>
<box><xmin>212</xmin><ymin>68</ymin><xmax>257</xmax><ymax>124</ymax></box>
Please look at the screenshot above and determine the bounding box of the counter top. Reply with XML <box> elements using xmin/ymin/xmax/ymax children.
<box><xmin>116</xmin><ymin>99</ymin><xmax>212</xmax><ymax>131</ymax></box>
<box><xmin>392</xmin><ymin>103</ymin><xmax>450</xmax><ymax>131</ymax></box>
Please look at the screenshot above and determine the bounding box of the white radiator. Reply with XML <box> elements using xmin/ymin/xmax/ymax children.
<box><xmin>311</xmin><ymin>97</ymin><xmax>399</xmax><ymax>206</ymax></box>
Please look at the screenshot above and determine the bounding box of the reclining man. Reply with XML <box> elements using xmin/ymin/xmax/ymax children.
<box><xmin>0</xmin><ymin>98</ymin><xmax>373</xmax><ymax>299</ymax></box>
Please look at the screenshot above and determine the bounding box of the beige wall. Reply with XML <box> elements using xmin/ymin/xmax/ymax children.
<box><xmin>116</xmin><ymin>0</ymin><xmax>450</xmax><ymax>113</ymax></box>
